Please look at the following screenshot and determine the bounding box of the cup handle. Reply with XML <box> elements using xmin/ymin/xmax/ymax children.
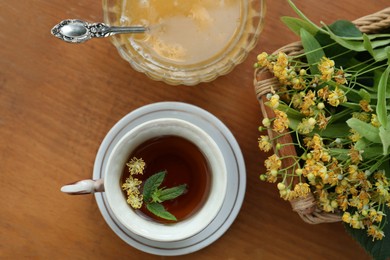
<box><xmin>61</xmin><ymin>179</ymin><xmax>104</xmax><ymax>195</ymax></box>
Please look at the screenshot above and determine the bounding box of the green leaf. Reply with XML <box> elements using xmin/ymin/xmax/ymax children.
<box><xmin>382</xmin><ymin>160</ymin><xmax>390</xmax><ymax>179</ymax></box>
<box><xmin>329</xmin><ymin>109</ymin><xmax>355</xmax><ymax>122</ymax></box>
<box><xmin>379</xmin><ymin>126</ymin><xmax>390</xmax><ymax>155</ymax></box>
<box><xmin>286</xmin><ymin>0</ymin><xmax>325</xmax><ymax>34</ymax></box>
<box><xmin>281</xmin><ymin>16</ymin><xmax>319</xmax><ymax>36</ymax></box>
<box><xmin>354</xmin><ymin>138</ymin><xmax>368</xmax><ymax>151</ymax></box>
<box><xmin>346</xmin><ymin>118</ymin><xmax>381</xmax><ymax>143</ymax></box>
<box><xmin>329</xmin><ymin>148</ymin><xmax>354</xmax><ymax>161</ymax></box>
<box><xmin>287</xmin><ymin>116</ymin><xmax>300</xmax><ymax>131</ymax></box>
<box><xmin>277</xmin><ymin>104</ymin><xmax>303</xmax><ymax>118</ymax></box>
<box><xmin>142</xmin><ymin>171</ymin><xmax>166</xmax><ymax>202</ymax></box>
<box><xmin>300</xmin><ymin>28</ymin><xmax>325</xmax><ymax>75</ymax></box>
<box><xmin>322</xmin><ymin>23</ymin><xmax>366</xmax><ymax>52</ymax></box>
<box><xmin>340</xmin><ymin>33</ymin><xmax>390</xmax><ymax>41</ymax></box>
<box><xmin>361</xmin><ymin>145</ymin><xmax>386</xmax><ymax>160</ymax></box>
<box><xmin>386</xmin><ymin>46</ymin><xmax>390</xmax><ymax>63</ymax></box>
<box><xmin>363</xmin><ymin>34</ymin><xmax>375</xmax><ymax>58</ymax></box>
<box><xmin>359</xmin><ymin>88</ymin><xmax>371</xmax><ymax>102</ymax></box>
<box><xmin>373</xmin><ymin>69</ymin><xmax>386</xmax><ymax>93</ymax></box>
<box><xmin>363</xmin><ymin>34</ymin><xmax>390</xmax><ymax>62</ymax></box>
<box><xmin>327</xmin><ymin>20</ymin><xmax>362</xmax><ymax>37</ymax></box>
<box><xmin>327</xmin><ymin>80</ymin><xmax>362</xmax><ymax>102</ymax></box>
<box><xmin>377</xmin><ymin>65</ymin><xmax>390</xmax><ymax>128</ymax></box>
<box><xmin>314</xmin><ymin>32</ymin><xmax>356</xmax><ymax>67</ymax></box>
<box><xmin>340</xmin><ymin>102</ymin><xmax>361</xmax><ymax>110</ymax></box>
<box><xmin>315</xmin><ymin>123</ymin><xmax>350</xmax><ymax>138</ymax></box>
<box><xmin>146</xmin><ymin>202</ymin><xmax>177</xmax><ymax>221</ymax></box>
<box><xmin>344</xmin><ymin>206</ymin><xmax>390</xmax><ymax>260</ymax></box>
<box><xmin>158</xmin><ymin>184</ymin><xmax>187</xmax><ymax>202</ymax></box>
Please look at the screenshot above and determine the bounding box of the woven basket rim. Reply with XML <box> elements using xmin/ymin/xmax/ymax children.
<box><xmin>254</xmin><ymin>7</ymin><xmax>390</xmax><ymax>224</ymax></box>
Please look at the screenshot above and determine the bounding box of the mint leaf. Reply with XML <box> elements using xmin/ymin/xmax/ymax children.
<box><xmin>142</xmin><ymin>171</ymin><xmax>166</xmax><ymax>202</ymax></box>
<box><xmin>158</xmin><ymin>184</ymin><xmax>187</xmax><ymax>202</ymax></box>
<box><xmin>146</xmin><ymin>202</ymin><xmax>177</xmax><ymax>221</ymax></box>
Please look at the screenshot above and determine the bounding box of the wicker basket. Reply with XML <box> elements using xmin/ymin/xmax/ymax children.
<box><xmin>254</xmin><ymin>8</ymin><xmax>390</xmax><ymax>224</ymax></box>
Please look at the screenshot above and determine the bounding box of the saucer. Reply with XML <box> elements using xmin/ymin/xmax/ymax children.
<box><xmin>93</xmin><ymin>102</ymin><xmax>246</xmax><ymax>256</ymax></box>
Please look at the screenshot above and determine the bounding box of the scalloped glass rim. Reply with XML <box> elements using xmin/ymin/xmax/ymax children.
<box><xmin>103</xmin><ymin>0</ymin><xmax>266</xmax><ymax>85</ymax></box>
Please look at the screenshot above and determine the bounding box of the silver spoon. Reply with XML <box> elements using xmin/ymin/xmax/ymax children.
<box><xmin>51</xmin><ymin>19</ymin><xmax>147</xmax><ymax>43</ymax></box>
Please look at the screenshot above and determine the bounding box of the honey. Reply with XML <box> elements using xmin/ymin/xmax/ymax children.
<box><xmin>117</xmin><ymin>0</ymin><xmax>242</xmax><ymax>65</ymax></box>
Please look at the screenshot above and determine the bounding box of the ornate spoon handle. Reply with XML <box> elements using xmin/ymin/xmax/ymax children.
<box><xmin>51</xmin><ymin>19</ymin><xmax>146</xmax><ymax>43</ymax></box>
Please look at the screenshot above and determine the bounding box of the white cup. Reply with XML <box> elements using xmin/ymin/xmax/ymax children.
<box><xmin>61</xmin><ymin>118</ymin><xmax>227</xmax><ymax>242</ymax></box>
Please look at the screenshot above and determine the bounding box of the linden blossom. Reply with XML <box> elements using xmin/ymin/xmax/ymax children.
<box><xmin>255</xmin><ymin>0</ymin><xmax>390</xmax><ymax>245</ymax></box>
<box><xmin>122</xmin><ymin>157</ymin><xmax>187</xmax><ymax>221</ymax></box>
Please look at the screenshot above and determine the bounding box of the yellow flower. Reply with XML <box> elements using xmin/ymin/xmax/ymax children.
<box><xmin>126</xmin><ymin>157</ymin><xmax>146</xmax><ymax>175</ymax></box>
<box><xmin>264</xmin><ymin>154</ymin><xmax>282</xmax><ymax>171</ymax></box>
<box><xmin>122</xmin><ymin>175</ymin><xmax>144</xmax><ymax>209</ymax></box>
<box><xmin>127</xmin><ymin>193</ymin><xmax>144</xmax><ymax>209</ymax></box>
<box><xmin>268</xmin><ymin>94</ymin><xmax>280</xmax><ymax>109</ymax></box>
<box><xmin>257</xmin><ymin>52</ymin><xmax>269</xmax><ymax>67</ymax></box>
<box><xmin>297</xmin><ymin>117</ymin><xmax>316</xmax><ymax>134</ymax></box>
<box><xmin>279</xmin><ymin>188</ymin><xmax>296</xmax><ymax>201</ymax></box>
<box><xmin>367</xmin><ymin>225</ymin><xmax>385</xmax><ymax>240</ymax></box>
<box><xmin>350</xmin><ymin>212</ymin><xmax>364</xmax><ymax>229</ymax></box>
<box><xmin>291</xmin><ymin>93</ymin><xmax>302</xmax><ymax>108</ymax></box>
<box><xmin>273</xmin><ymin>110</ymin><xmax>289</xmax><ymax>133</ymax></box>
<box><xmin>375</xmin><ymin>180</ymin><xmax>389</xmax><ymax>198</ymax></box>
<box><xmin>258</xmin><ymin>135</ymin><xmax>272</xmax><ymax>152</ymax></box>
<box><xmin>318</xmin><ymin>190</ymin><xmax>338</xmax><ymax>211</ymax></box>
<box><xmin>265</xmin><ymin>170</ymin><xmax>278</xmax><ymax>183</ymax></box>
<box><xmin>293</xmin><ymin>183</ymin><xmax>310</xmax><ymax>198</ymax></box>
<box><xmin>317</xmin><ymin>86</ymin><xmax>329</xmax><ymax>100</ymax></box>
<box><xmin>317</xmin><ymin>111</ymin><xmax>329</xmax><ymax>130</ymax></box>
<box><xmin>334</xmin><ymin>68</ymin><xmax>349</xmax><ymax>85</ymax></box>
<box><xmin>122</xmin><ymin>176</ymin><xmax>142</xmax><ymax>195</ymax></box>
<box><xmin>337</xmin><ymin>195</ymin><xmax>349</xmax><ymax>211</ymax></box>
<box><xmin>349</xmin><ymin>147</ymin><xmax>363</xmax><ymax>164</ymax></box>
<box><xmin>342</xmin><ymin>212</ymin><xmax>351</xmax><ymax>223</ymax></box>
<box><xmin>276</xmin><ymin>52</ymin><xmax>288</xmax><ymax>66</ymax></box>
<box><xmin>349</xmin><ymin>129</ymin><xmax>361</xmax><ymax>142</ymax></box>
<box><xmin>318</xmin><ymin>57</ymin><xmax>335</xmax><ymax>81</ymax></box>
<box><xmin>348</xmin><ymin>164</ymin><xmax>358</xmax><ymax>180</ymax></box>
<box><xmin>359</xmin><ymin>100</ymin><xmax>373</xmax><ymax>112</ymax></box>
<box><xmin>291</xmin><ymin>76</ymin><xmax>306</xmax><ymax>90</ymax></box>
<box><xmin>371</xmin><ymin>114</ymin><xmax>381</xmax><ymax>127</ymax></box>
<box><xmin>270</xmin><ymin>52</ymin><xmax>290</xmax><ymax>84</ymax></box>
<box><xmin>327</xmin><ymin>87</ymin><xmax>347</xmax><ymax>107</ymax></box>
<box><xmin>352</xmin><ymin>112</ymin><xmax>371</xmax><ymax>122</ymax></box>
<box><xmin>300</xmin><ymin>90</ymin><xmax>316</xmax><ymax>116</ymax></box>
<box><xmin>369</xmin><ymin>209</ymin><xmax>384</xmax><ymax>223</ymax></box>
<box><xmin>304</xmin><ymin>134</ymin><xmax>323</xmax><ymax>150</ymax></box>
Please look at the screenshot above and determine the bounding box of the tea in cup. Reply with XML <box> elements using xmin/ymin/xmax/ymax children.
<box><xmin>62</xmin><ymin>117</ymin><xmax>227</xmax><ymax>242</ymax></box>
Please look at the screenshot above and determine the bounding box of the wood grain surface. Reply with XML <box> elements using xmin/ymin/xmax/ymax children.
<box><xmin>1</xmin><ymin>0</ymin><xmax>388</xmax><ymax>259</ymax></box>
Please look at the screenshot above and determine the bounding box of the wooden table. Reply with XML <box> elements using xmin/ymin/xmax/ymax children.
<box><xmin>1</xmin><ymin>0</ymin><xmax>388</xmax><ymax>259</ymax></box>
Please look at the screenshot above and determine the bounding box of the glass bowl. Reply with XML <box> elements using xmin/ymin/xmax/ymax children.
<box><xmin>103</xmin><ymin>0</ymin><xmax>266</xmax><ymax>85</ymax></box>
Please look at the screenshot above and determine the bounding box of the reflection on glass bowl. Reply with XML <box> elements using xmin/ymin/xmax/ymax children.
<box><xmin>103</xmin><ymin>0</ymin><xmax>266</xmax><ymax>85</ymax></box>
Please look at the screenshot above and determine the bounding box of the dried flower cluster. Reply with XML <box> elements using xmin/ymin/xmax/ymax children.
<box><xmin>122</xmin><ymin>157</ymin><xmax>145</xmax><ymax>209</ymax></box>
